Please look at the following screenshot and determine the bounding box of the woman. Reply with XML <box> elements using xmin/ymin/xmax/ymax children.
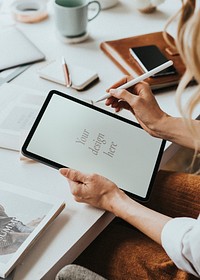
<box><xmin>59</xmin><ymin>0</ymin><xmax>200</xmax><ymax>278</ymax></box>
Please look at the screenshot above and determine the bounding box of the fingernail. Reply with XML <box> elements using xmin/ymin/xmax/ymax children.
<box><xmin>59</xmin><ymin>168</ymin><xmax>67</xmax><ymax>176</ymax></box>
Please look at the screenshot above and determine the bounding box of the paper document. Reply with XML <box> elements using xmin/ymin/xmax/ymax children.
<box><xmin>0</xmin><ymin>83</ymin><xmax>46</xmax><ymax>151</ymax></box>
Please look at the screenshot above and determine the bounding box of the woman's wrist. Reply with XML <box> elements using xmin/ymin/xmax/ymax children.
<box><xmin>146</xmin><ymin>113</ymin><xmax>198</xmax><ymax>150</ymax></box>
<box><xmin>150</xmin><ymin>114</ymin><xmax>176</xmax><ymax>141</ymax></box>
<box><xmin>108</xmin><ymin>189</ymin><xmax>135</xmax><ymax>218</ymax></box>
<box><xmin>105</xmin><ymin>188</ymin><xmax>128</xmax><ymax>216</ymax></box>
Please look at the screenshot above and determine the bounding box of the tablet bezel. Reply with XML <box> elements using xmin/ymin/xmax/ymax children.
<box><xmin>21</xmin><ymin>90</ymin><xmax>166</xmax><ymax>201</ymax></box>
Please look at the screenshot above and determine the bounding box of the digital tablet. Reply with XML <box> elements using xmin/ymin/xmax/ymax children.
<box><xmin>21</xmin><ymin>90</ymin><xmax>166</xmax><ymax>201</ymax></box>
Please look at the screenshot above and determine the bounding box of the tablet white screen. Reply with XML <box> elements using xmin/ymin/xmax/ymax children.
<box><xmin>24</xmin><ymin>92</ymin><xmax>164</xmax><ymax>199</ymax></box>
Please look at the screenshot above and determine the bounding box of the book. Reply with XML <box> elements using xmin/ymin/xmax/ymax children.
<box><xmin>38</xmin><ymin>59</ymin><xmax>99</xmax><ymax>90</ymax></box>
<box><xmin>100</xmin><ymin>31</ymin><xmax>186</xmax><ymax>90</ymax></box>
<box><xmin>0</xmin><ymin>27</ymin><xmax>45</xmax><ymax>71</ymax></box>
<box><xmin>0</xmin><ymin>181</ymin><xmax>65</xmax><ymax>278</ymax></box>
<box><xmin>0</xmin><ymin>83</ymin><xmax>46</xmax><ymax>151</ymax></box>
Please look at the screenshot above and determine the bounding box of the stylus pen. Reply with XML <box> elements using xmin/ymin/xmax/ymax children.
<box><xmin>62</xmin><ymin>56</ymin><xmax>72</xmax><ymax>88</ymax></box>
<box><xmin>95</xmin><ymin>60</ymin><xmax>173</xmax><ymax>103</ymax></box>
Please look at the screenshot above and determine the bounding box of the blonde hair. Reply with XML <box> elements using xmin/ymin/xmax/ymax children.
<box><xmin>163</xmin><ymin>0</ymin><xmax>200</xmax><ymax>171</ymax></box>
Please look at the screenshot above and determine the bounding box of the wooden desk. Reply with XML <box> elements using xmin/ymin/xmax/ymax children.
<box><xmin>0</xmin><ymin>0</ymin><xmax>198</xmax><ymax>279</ymax></box>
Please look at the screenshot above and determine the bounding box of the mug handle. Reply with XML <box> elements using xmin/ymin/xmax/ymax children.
<box><xmin>88</xmin><ymin>1</ymin><xmax>101</xmax><ymax>21</ymax></box>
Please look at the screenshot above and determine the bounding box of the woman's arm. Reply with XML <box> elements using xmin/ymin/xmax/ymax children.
<box><xmin>110</xmin><ymin>188</ymin><xmax>172</xmax><ymax>244</ymax></box>
<box><xmin>105</xmin><ymin>78</ymin><xmax>200</xmax><ymax>150</ymax></box>
<box><xmin>147</xmin><ymin>114</ymin><xmax>200</xmax><ymax>150</ymax></box>
<box><xmin>60</xmin><ymin>168</ymin><xmax>171</xmax><ymax>244</ymax></box>
<box><xmin>60</xmin><ymin>168</ymin><xmax>200</xmax><ymax>277</ymax></box>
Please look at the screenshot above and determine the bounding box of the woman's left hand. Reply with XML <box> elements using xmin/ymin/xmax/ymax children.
<box><xmin>60</xmin><ymin>168</ymin><xmax>124</xmax><ymax>212</ymax></box>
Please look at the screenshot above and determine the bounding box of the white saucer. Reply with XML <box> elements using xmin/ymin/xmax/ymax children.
<box><xmin>57</xmin><ymin>32</ymin><xmax>89</xmax><ymax>44</ymax></box>
<box><xmin>98</xmin><ymin>0</ymin><xmax>119</xmax><ymax>9</ymax></box>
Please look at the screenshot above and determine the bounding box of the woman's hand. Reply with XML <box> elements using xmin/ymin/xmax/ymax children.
<box><xmin>105</xmin><ymin>76</ymin><xmax>169</xmax><ymax>137</ymax></box>
<box><xmin>60</xmin><ymin>168</ymin><xmax>171</xmax><ymax>245</ymax></box>
<box><xmin>60</xmin><ymin>168</ymin><xmax>125</xmax><ymax>213</ymax></box>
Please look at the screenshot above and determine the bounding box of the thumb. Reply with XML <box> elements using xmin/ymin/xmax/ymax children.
<box><xmin>60</xmin><ymin>168</ymin><xmax>86</xmax><ymax>183</ymax></box>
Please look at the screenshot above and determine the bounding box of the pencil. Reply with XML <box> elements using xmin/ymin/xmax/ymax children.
<box><xmin>95</xmin><ymin>60</ymin><xmax>173</xmax><ymax>103</ymax></box>
<box><xmin>62</xmin><ymin>56</ymin><xmax>71</xmax><ymax>88</ymax></box>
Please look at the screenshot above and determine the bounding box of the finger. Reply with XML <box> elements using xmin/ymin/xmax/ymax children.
<box><xmin>105</xmin><ymin>98</ymin><xmax>122</xmax><ymax>112</ymax></box>
<box><xmin>117</xmin><ymin>100</ymin><xmax>131</xmax><ymax>110</ymax></box>
<box><xmin>106</xmin><ymin>76</ymin><xmax>128</xmax><ymax>92</ymax></box>
<box><xmin>59</xmin><ymin>168</ymin><xmax>86</xmax><ymax>183</ymax></box>
<box><xmin>74</xmin><ymin>196</ymin><xmax>84</xmax><ymax>203</ymax></box>
<box><xmin>111</xmin><ymin>98</ymin><xmax>120</xmax><ymax>108</ymax></box>
<box><xmin>132</xmin><ymin>82</ymin><xmax>151</xmax><ymax>97</ymax></box>
<box><xmin>106</xmin><ymin>96</ymin><xmax>132</xmax><ymax>113</ymax></box>
<box><xmin>109</xmin><ymin>88</ymin><xmax>137</xmax><ymax>107</ymax></box>
<box><xmin>105</xmin><ymin>96</ymin><xmax>116</xmax><ymax>106</ymax></box>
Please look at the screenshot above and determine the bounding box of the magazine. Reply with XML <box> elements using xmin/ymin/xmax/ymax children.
<box><xmin>0</xmin><ymin>181</ymin><xmax>65</xmax><ymax>278</ymax></box>
<box><xmin>100</xmin><ymin>31</ymin><xmax>186</xmax><ymax>90</ymax></box>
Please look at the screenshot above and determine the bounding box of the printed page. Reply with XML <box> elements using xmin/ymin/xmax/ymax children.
<box><xmin>0</xmin><ymin>83</ymin><xmax>46</xmax><ymax>151</ymax></box>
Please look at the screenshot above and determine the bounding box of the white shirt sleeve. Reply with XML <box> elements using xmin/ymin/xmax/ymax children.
<box><xmin>161</xmin><ymin>215</ymin><xmax>200</xmax><ymax>278</ymax></box>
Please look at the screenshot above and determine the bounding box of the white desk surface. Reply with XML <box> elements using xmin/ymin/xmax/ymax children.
<box><xmin>0</xmin><ymin>0</ymin><xmax>198</xmax><ymax>279</ymax></box>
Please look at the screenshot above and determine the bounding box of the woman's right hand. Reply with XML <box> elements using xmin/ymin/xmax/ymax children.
<box><xmin>105</xmin><ymin>76</ymin><xmax>169</xmax><ymax>138</ymax></box>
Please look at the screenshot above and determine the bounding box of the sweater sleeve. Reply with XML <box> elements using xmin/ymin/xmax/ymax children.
<box><xmin>161</xmin><ymin>215</ymin><xmax>200</xmax><ymax>278</ymax></box>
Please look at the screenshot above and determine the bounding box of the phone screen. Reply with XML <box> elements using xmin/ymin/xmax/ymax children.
<box><xmin>129</xmin><ymin>45</ymin><xmax>177</xmax><ymax>77</ymax></box>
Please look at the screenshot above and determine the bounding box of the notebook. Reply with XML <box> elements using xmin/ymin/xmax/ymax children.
<box><xmin>0</xmin><ymin>27</ymin><xmax>45</xmax><ymax>71</ymax></box>
<box><xmin>21</xmin><ymin>90</ymin><xmax>166</xmax><ymax>201</ymax></box>
<box><xmin>38</xmin><ymin>59</ymin><xmax>99</xmax><ymax>90</ymax></box>
<box><xmin>100</xmin><ymin>32</ymin><xmax>186</xmax><ymax>90</ymax></box>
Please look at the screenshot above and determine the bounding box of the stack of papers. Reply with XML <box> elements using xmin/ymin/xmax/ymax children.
<box><xmin>0</xmin><ymin>83</ymin><xmax>46</xmax><ymax>151</ymax></box>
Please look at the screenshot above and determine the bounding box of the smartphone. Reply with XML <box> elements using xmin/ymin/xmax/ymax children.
<box><xmin>129</xmin><ymin>45</ymin><xmax>177</xmax><ymax>77</ymax></box>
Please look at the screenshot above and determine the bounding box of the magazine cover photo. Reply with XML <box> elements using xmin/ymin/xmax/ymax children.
<box><xmin>0</xmin><ymin>182</ymin><xmax>65</xmax><ymax>278</ymax></box>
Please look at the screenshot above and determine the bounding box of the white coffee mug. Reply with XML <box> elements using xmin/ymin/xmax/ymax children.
<box><xmin>54</xmin><ymin>0</ymin><xmax>101</xmax><ymax>38</ymax></box>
